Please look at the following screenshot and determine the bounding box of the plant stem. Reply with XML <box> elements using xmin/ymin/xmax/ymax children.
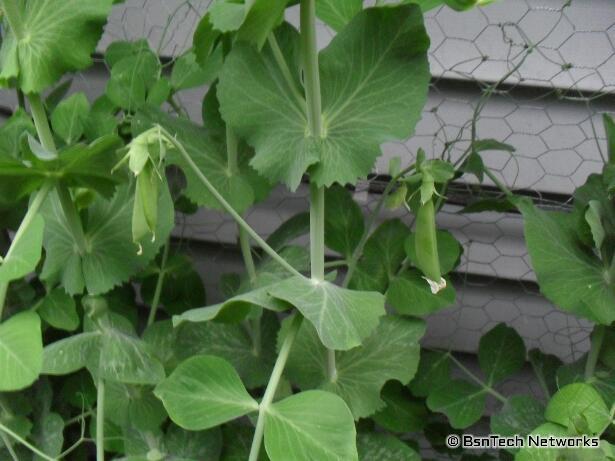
<box><xmin>28</xmin><ymin>94</ymin><xmax>56</xmax><ymax>152</ymax></box>
<box><xmin>226</xmin><ymin>125</ymin><xmax>239</xmax><ymax>175</ymax></box>
<box><xmin>0</xmin><ymin>181</ymin><xmax>53</xmax><ymax>319</ymax></box>
<box><xmin>161</xmin><ymin>128</ymin><xmax>302</xmax><ymax>278</ymax></box>
<box><xmin>56</xmin><ymin>184</ymin><xmax>88</xmax><ymax>255</ymax></box>
<box><xmin>0</xmin><ymin>432</ymin><xmax>18</xmax><ymax>461</ymax></box>
<box><xmin>483</xmin><ymin>167</ymin><xmax>513</xmax><ymax>199</ymax></box>
<box><xmin>0</xmin><ymin>421</ymin><xmax>57</xmax><ymax>461</ymax></box>
<box><xmin>248</xmin><ymin>314</ymin><xmax>303</xmax><ymax>461</ymax></box>
<box><xmin>96</xmin><ymin>379</ymin><xmax>105</xmax><ymax>461</ymax></box>
<box><xmin>267</xmin><ymin>34</ymin><xmax>306</xmax><ymax>108</ymax></box>
<box><xmin>239</xmin><ymin>225</ymin><xmax>261</xmax><ymax>354</ymax></box>
<box><xmin>585</xmin><ymin>325</ymin><xmax>606</xmax><ymax>380</ymax></box>
<box><xmin>147</xmin><ymin>242</ymin><xmax>170</xmax><ymax>327</ymax></box>
<box><xmin>301</xmin><ymin>0</ymin><xmax>331</xmax><ymax>382</ymax></box>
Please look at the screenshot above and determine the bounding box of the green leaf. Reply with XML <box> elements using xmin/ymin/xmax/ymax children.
<box><xmin>517</xmin><ymin>199</ymin><xmax>615</xmax><ymax>324</ymax></box>
<box><xmin>164</xmin><ymin>424</ymin><xmax>223</xmax><ymax>461</ymax></box>
<box><xmin>105</xmin><ymin>40</ymin><xmax>161</xmax><ymax>112</ymax></box>
<box><xmin>171</xmin><ymin>50</ymin><xmax>221</xmax><ymax>91</ymax></box>
<box><xmin>264</xmin><ymin>390</ymin><xmax>357</xmax><ymax>461</ymax></box>
<box><xmin>490</xmin><ymin>395</ymin><xmax>545</xmax><ymax>436</ymax></box>
<box><xmin>0</xmin><ymin>108</ymin><xmax>36</xmax><ymax>158</ymax></box>
<box><xmin>372</xmin><ymin>381</ymin><xmax>428</xmax><ymax>433</ymax></box>
<box><xmin>545</xmin><ymin>383</ymin><xmax>610</xmax><ymax>434</ymax></box>
<box><xmin>472</xmin><ymin>139</ymin><xmax>515</xmax><ymax>154</ymax></box>
<box><xmin>357</xmin><ymin>433</ymin><xmax>420</xmax><ymax>461</ymax></box>
<box><xmin>134</xmin><ymin>106</ymin><xmax>272</xmax><ymax>214</ymax></box>
<box><xmin>41</xmin><ymin>183</ymin><xmax>173</xmax><ymax>295</ymax></box>
<box><xmin>409</xmin><ymin>350</ymin><xmax>450</xmax><ymax>398</ymax></box>
<box><xmin>586</xmin><ymin>200</ymin><xmax>606</xmax><ymax>250</ymax></box>
<box><xmin>350</xmin><ymin>219</ymin><xmax>408</xmax><ymax>292</ymax></box>
<box><xmin>31</xmin><ymin>412</ymin><xmax>64</xmax><ymax>461</ymax></box>
<box><xmin>90</xmin><ymin>314</ymin><xmax>166</xmax><ymax>385</ymax></box>
<box><xmin>285</xmin><ymin>315</ymin><xmax>424</xmax><ymax>418</ymax></box>
<box><xmin>325</xmin><ymin>185</ymin><xmax>365</xmax><ymax>258</ymax></box>
<box><xmin>0</xmin><ymin>214</ymin><xmax>44</xmax><ymax>283</ymax></box>
<box><xmin>209</xmin><ymin>0</ymin><xmax>287</xmax><ymax>49</ymax></box>
<box><xmin>41</xmin><ymin>332</ymin><xmax>100</xmax><ymax>375</ymax></box>
<box><xmin>269</xmin><ymin>276</ymin><xmax>385</xmax><ymax>350</ymax></box>
<box><xmin>155</xmin><ymin>355</ymin><xmax>259</xmax><ymax>430</ymax></box>
<box><xmin>386</xmin><ymin>270</ymin><xmax>456</xmax><ymax>316</ymax></box>
<box><xmin>218</xmin><ymin>5</ymin><xmax>430</xmax><ymax>189</ymax></box>
<box><xmin>316</xmin><ymin>0</ymin><xmax>362</xmax><ymax>31</ymax></box>
<box><xmin>478</xmin><ymin>323</ymin><xmax>526</xmax><ymax>385</ymax></box>
<box><xmin>37</xmin><ymin>288</ymin><xmax>79</xmax><ymax>331</ymax></box>
<box><xmin>0</xmin><ymin>0</ymin><xmax>114</xmax><ymax>93</ymax></box>
<box><xmin>50</xmin><ymin>92</ymin><xmax>90</xmax><ymax>144</ymax></box>
<box><xmin>426</xmin><ymin>379</ymin><xmax>487</xmax><ymax>429</ymax></box>
<box><xmin>515</xmin><ymin>422</ymin><xmax>568</xmax><ymax>461</ymax></box>
<box><xmin>175</xmin><ymin>311</ymin><xmax>279</xmax><ymax>389</ymax></box>
<box><xmin>0</xmin><ymin>311</ymin><xmax>43</xmax><ymax>391</ymax></box>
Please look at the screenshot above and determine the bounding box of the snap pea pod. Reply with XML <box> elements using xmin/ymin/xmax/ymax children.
<box><xmin>415</xmin><ymin>198</ymin><xmax>447</xmax><ymax>293</ymax></box>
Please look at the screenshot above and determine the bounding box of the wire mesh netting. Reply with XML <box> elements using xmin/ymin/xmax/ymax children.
<box><xmin>85</xmin><ymin>0</ymin><xmax>615</xmax><ymax>368</ymax></box>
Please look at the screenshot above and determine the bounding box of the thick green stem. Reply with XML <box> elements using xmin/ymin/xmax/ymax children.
<box><xmin>585</xmin><ymin>325</ymin><xmax>606</xmax><ymax>380</ymax></box>
<box><xmin>484</xmin><ymin>166</ymin><xmax>513</xmax><ymax>199</ymax></box>
<box><xmin>248</xmin><ymin>315</ymin><xmax>303</xmax><ymax>461</ymax></box>
<box><xmin>28</xmin><ymin>94</ymin><xmax>56</xmax><ymax>153</ymax></box>
<box><xmin>96</xmin><ymin>379</ymin><xmax>105</xmax><ymax>461</ymax></box>
<box><xmin>146</xmin><ymin>242</ymin><xmax>170</xmax><ymax>327</ymax></box>
<box><xmin>56</xmin><ymin>184</ymin><xmax>88</xmax><ymax>255</ymax></box>
<box><xmin>161</xmin><ymin>128</ymin><xmax>302</xmax><ymax>278</ymax></box>
<box><xmin>309</xmin><ymin>185</ymin><xmax>325</xmax><ymax>282</ymax></box>
<box><xmin>0</xmin><ymin>421</ymin><xmax>56</xmax><ymax>461</ymax></box>
<box><xmin>0</xmin><ymin>181</ymin><xmax>53</xmax><ymax>319</ymax></box>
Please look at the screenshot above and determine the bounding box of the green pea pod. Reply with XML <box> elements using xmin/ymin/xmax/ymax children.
<box><xmin>415</xmin><ymin>199</ymin><xmax>442</xmax><ymax>284</ymax></box>
<box><xmin>132</xmin><ymin>163</ymin><xmax>159</xmax><ymax>249</ymax></box>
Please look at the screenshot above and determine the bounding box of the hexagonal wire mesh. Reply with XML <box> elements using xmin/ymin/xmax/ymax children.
<box><xmin>88</xmin><ymin>0</ymin><xmax>609</xmax><ymax>415</ymax></box>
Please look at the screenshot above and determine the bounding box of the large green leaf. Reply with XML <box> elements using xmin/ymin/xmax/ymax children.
<box><xmin>0</xmin><ymin>108</ymin><xmax>36</xmax><ymax>158</ymax></box>
<box><xmin>164</xmin><ymin>424</ymin><xmax>223</xmax><ymax>461</ymax></box>
<box><xmin>316</xmin><ymin>0</ymin><xmax>362</xmax><ymax>31</ymax></box>
<box><xmin>408</xmin><ymin>350</ymin><xmax>450</xmax><ymax>398</ymax></box>
<box><xmin>545</xmin><ymin>383</ymin><xmax>610</xmax><ymax>434</ymax></box>
<box><xmin>31</xmin><ymin>412</ymin><xmax>64</xmax><ymax>461</ymax></box>
<box><xmin>0</xmin><ymin>214</ymin><xmax>44</xmax><ymax>283</ymax></box>
<box><xmin>0</xmin><ymin>311</ymin><xmax>43</xmax><ymax>391</ymax></box>
<box><xmin>155</xmin><ymin>355</ymin><xmax>259</xmax><ymax>430</ymax></box>
<box><xmin>41</xmin><ymin>183</ymin><xmax>173</xmax><ymax>295</ymax></box>
<box><xmin>324</xmin><ymin>185</ymin><xmax>364</xmax><ymax>258</ymax></box>
<box><xmin>209</xmin><ymin>0</ymin><xmax>287</xmax><ymax>49</ymax></box>
<box><xmin>134</xmin><ymin>106</ymin><xmax>271</xmax><ymax>214</ymax></box>
<box><xmin>264</xmin><ymin>390</ymin><xmax>357</xmax><ymax>461</ymax></box>
<box><xmin>478</xmin><ymin>323</ymin><xmax>526</xmax><ymax>385</ymax></box>
<box><xmin>357</xmin><ymin>433</ymin><xmax>420</xmax><ymax>461</ymax></box>
<box><xmin>269</xmin><ymin>276</ymin><xmax>385</xmax><ymax>350</ymax></box>
<box><xmin>426</xmin><ymin>379</ymin><xmax>487</xmax><ymax>429</ymax></box>
<box><xmin>373</xmin><ymin>381</ymin><xmax>427</xmax><ymax>433</ymax></box>
<box><xmin>518</xmin><ymin>199</ymin><xmax>615</xmax><ymax>324</ymax></box>
<box><xmin>0</xmin><ymin>0</ymin><xmax>114</xmax><ymax>93</ymax></box>
<box><xmin>284</xmin><ymin>315</ymin><xmax>425</xmax><ymax>418</ymax></box>
<box><xmin>218</xmin><ymin>5</ymin><xmax>430</xmax><ymax>189</ymax></box>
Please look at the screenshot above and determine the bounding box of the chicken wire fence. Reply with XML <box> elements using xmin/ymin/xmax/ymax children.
<box><xmin>86</xmin><ymin>0</ymin><xmax>615</xmax><ymax>368</ymax></box>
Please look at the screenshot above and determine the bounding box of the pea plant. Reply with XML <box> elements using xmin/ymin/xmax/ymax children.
<box><xmin>0</xmin><ymin>0</ymin><xmax>614</xmax><ymax>460</ymax></box>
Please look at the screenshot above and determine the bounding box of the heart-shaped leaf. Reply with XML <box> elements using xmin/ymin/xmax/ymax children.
<box><xmin>269</xmin><ymin>276</ymin><xmax>385</xmax><ymax>350</ymax></box>
<box><xmin>426</xmin><ymin>378</ymin><xmax>487</xmax><ymax>429</ymax></box>
<box><xmin>37</xmin><ymin>288</ymin><xmax>79</xmax><ymax>331</ymax></box>
<box><xmin>478</xmin><ymin>323</ymin><xmax>526</xmax><ymax>385</ymax></box>
<box><xmin>264</xmin><ymin>390</ymin><xmax>357</xmax><ymax>461</ymax></box>
<box><xmin>0</xmin><ymin>311</ymin><xmax>43</xmax><ymax>391</ymax></box>
<box><xmin>155</xmin><ymin>355</ymin><xmax>259</xmax><ymax>430</ymax></box>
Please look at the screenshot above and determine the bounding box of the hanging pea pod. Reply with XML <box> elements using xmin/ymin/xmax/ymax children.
<box><xmin>414</xmin><ymin>198</ymin><xmax>447</xmax><ymax>294</ymax></box>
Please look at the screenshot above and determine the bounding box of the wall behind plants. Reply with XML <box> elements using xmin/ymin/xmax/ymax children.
<box><xmin>0</xmin><ymin>0</ymin><xmax>611</xmax><ymax>381</ymax></box>
<box><xmin>61</xmin><ymin>0</ymin><xmax>612</xmax><ymax>363</ymax></box>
